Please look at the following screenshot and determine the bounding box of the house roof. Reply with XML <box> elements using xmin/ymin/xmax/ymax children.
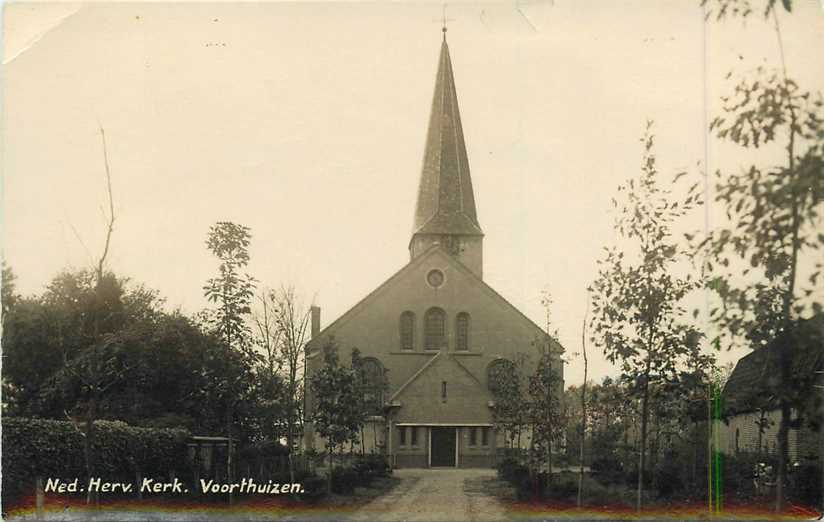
<box><xmin>412</xmin><ymin>36</ymin><xmax>482</xmax><ymax>238</ymax></box>
<box><xmin>722</xmin><ymin>315</ymin><xmax>824</xmax><ymax>416</ymax></box>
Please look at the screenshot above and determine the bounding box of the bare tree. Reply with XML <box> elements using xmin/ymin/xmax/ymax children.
<box><xmin>61</xmin><ymin>124</ymin><xmax>126</xmax><ymax>505</ymax></box>
<box><xmin>271</xmin><ymin>285</ymin><xmax>311</xmax><ymax>482</ymax></box>
<box><xmin>577</xmin><ymin>297</ymin><xmax>589</xmax><ymax>508</ymax></box>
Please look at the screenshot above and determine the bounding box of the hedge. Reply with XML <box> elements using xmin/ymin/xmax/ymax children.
<box><xmin>2</xmin><ymin>417</ymin><xmax>189</xmax><ymax>506</ymax></box>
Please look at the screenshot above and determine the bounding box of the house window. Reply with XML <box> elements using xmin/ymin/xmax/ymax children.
<box><xmin>411</xmin><ymin>427</ymin><xmax>418</xmax><ymax>447</ymax></box>
<box><xmin>735</xmin><ymin>428</ymin><xmax>740</xmax><ymax>453</ymax></box>
<box><xmin>455</xmin><ymin>312</ymin><xmax>470</xmax><ymax>351</ymax></box>
<box><xmin>399</xmin><ymin>427</ymin><xmax>407</xmax><ymax>446</ymax></box>
<box><xmin>425</xmin><ymin>307</ymin><xmax>446</xmax><ymax>350</ymax></box>
<box><xmin>359</xmin><ymin>358</ymin><xmax>385</xmax><ymax>415</ymax></box>
<box><xmin>400</xmin><ymin>311</ymin><xmax>415</xmax><ymax>350</ymax></box>
<box><xmin>470</xmin><ymin>427</ymin><xmax>477</xmax><ymax>446</ymax></box>
<box><xmin>441</xmin><ymin>381</ymin><xmax>447</xmax><ymax>401</ymax></box>
<box><xmin>481</xmin><ymin>427</ymin><xmax>489</xmax><ymax>446</ymax></box>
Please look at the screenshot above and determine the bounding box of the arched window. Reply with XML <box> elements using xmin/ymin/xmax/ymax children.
<box><xmin>424</xmin><ymin>307</ymin><xmax>446</xmax><ymax>350</ymax></box>
<box><xmin>487</xmin><ymin>359</ymin><xmax>517</xmax><ymax>396</ymax></box>
<box><xmin>360</xmin><ymin>357</ymin><xmax>385</xmax><ymax>415</ymax></box>
<box><xmin>455</xmin><ymin>312</ymin><xmax>470</xmax><ymax>351</ymax></box>
<box><xmin>400</xmin><ymin>311</ymin><xmax>415</xmax><ymax>351</ymax></box>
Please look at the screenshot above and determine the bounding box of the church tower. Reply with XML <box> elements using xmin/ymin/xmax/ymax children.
<box><xmin>409</xmin><ymin>31</ymin><xmax>484</xmax><ymax>278</ymax></box>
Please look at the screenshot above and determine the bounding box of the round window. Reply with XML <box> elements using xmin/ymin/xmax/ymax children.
<box><xmin>426</xmin><ymin>269</ymin><xmax>445</xmax><ymax>288</ymax></box>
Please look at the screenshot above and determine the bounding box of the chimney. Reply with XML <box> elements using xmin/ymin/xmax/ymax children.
<box><xmin>310</xmin><ymin>306</ymin><xmax>321</xmax><ymax>339</ymax></box>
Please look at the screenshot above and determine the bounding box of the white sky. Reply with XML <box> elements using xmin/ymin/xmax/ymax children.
<box><xmin>3</xmin><ymin>1</ymin><xmax>823</xmax><ymax>385</ymax></box>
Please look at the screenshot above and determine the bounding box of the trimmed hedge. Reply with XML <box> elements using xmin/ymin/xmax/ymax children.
<box><xmin>2</xmin><ymin>417</ymin><xmax>189</xmax><ymax>506</ymax></box>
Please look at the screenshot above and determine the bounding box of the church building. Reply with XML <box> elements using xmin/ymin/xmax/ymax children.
<box><xmin>303</xmin><ymin>30</ymin><xmax>565</xmax><ymax>468</ymax></box>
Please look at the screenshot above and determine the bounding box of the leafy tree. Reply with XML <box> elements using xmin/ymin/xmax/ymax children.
<box><xmin>589</xmin><ymin>121</ymin><xmax>703</xmax><ymax>510</ymax></box>
<box><xmin>203</xmin><ymin>221</ymin><xmax>257</xmax><ymax>351</ymax></box>
<box><xmin>489</xmin><ymin>355</ymin><xmax>530</xmax><ymax>451</ymax></box>
<box><xmin>351</xmin><ymin>347</ymin><xmax>389</xmax><ymax>454</ymax></box>
<box><xmin>203</xmin><ymin>221</ymin><xmax>258</xmax><ymax>497</ymax></box>
<box><xmin>587</xmin><ymin>377</ymin><xmax>637</xmax><ymax>483</ymax></box>
<box><xmin>2</xmin><ymin>262</ymin><xmax>18</xmax><ymax>318</ymax></box>
<box><xmin>526</xmin><ymin>351</ymin><xmax>566</xmax><ymax>491</ymax></box>
<box><xmin>697</xmin><ymin>0</ymin><xmax>823</xmax><ymax>510</ymax></box>
<box><xmin>309</xmin><ymin>340</ymin><xmax>365</xmax><ymax>493</ymax></box>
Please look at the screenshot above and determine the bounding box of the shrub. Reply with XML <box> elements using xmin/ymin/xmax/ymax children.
<box><xmin>237</xmin><ymin>440</ymin><xmax>289</xmax><ymax>460</ymax></box>
<box><xmin>330</xmin><ymin>466</ymin><xmax>358</xmax><ymax>495</ymax></box>
<box><xmin>653</xmin><ymin>453</ymin><xmax>684</xmax><ymax>499</ymax></box>
<box><xmin>363</xmin><ymin>453</ymin><xmax>391</xmax><ymax>477</ymax></box>
<box><xmin>789</xmin><ymin>462</ymin><xmax>821</xmax><ymax>507</ymax></box>
<box><xmin>497</xmin><ymin>456</ymin><xmax>527</xmax><ymax>482</ymax></box>
<box><xmin>543</xmin><ymin>473</ymin><xmax>578</xmax><ymax>502</ymax></box>
<box><xmin>723</xmin><ymin>452</ymin><xmax>770</xmax><ymax>501</ymax></box>
<box><xmin>2</xmin><ymin>417</ymin><xmax>189</xmax><ymax>507</ymax></box>
<box><xmin>301</xmin><ymin>475</ymin><xmax>327</xmax><ymax>503</ymax></box>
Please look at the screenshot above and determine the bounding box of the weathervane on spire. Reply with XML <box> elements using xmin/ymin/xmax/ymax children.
<box><xmin>441</xmin><ymin>4</ymin><xmax>454</xmax><ymax>38</ymax></box>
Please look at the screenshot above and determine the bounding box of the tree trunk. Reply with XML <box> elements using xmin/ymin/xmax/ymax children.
<box><xmin>327</xmin><ymin>445</ymin><xmax>333</xmax><ymax>495</ymax></box>
<box><xmin>578</xmin><ymin>391</ymin><xmax>587</xmax><ymax>508</ymax></box>
<box><xmin>226</xmin><ymin>403</ymin><xmax>234</xmax><ymax>505</ymax></box>
<box><xmin>84</xmin><ymin>397</ymin><xmax>98</xmax><ymax>505</ymax></box>
<box><xmin>776</xmin><ymin>403</ymin><xmax>791</xmax><ymax>513</ymax></box>
<box><xmin>287</xmin><ymin>379</ymin><xmax>296</xmax><ymax>483</ymax></box>
<box><xmin>287</xmin><ymin>417</ymin><xmax>295</xmax><ymax>483</ymax></box>
<box><xmin>578</xmin><ymin>300</ymin><xmax>589</xmax><ymax>508</ymax></box>
<box><xmin>637</xmin><ymin>378</ymin><xmax>651</xmax><ymax>512</ymax></box>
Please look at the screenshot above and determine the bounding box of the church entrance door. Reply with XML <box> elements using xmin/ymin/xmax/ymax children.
<box><xmin>430</xmin><ymin>427</ymin><xmax>456</xmax><ymax>467</ymax></box>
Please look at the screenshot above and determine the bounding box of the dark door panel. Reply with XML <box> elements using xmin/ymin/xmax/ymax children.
<box><xmin>430</xmin><ymin>427</ymin><xmax>456</xmax><ymax>467</ymax></box>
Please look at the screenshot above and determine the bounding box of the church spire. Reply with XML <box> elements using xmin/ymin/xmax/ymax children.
<box><xmin>410</xmin><ymin>33</ymin><xmax>484</xmax><ymax>278</ymax></box>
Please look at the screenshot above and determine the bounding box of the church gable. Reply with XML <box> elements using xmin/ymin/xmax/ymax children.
<box><xmin>306</xmin><ymin>245</ymin><xmax>558</xmax><ymax>400</ymax></box>
<box><xmin>391</xmin><ymin>352</ymin><xmax>493</xmax><ymax>424</ymax></box>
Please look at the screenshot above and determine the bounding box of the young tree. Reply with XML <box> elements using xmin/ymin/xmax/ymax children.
<box><xmin>488</xmin><ymin>355</ymin><xmax>530</xmax><ymax>452</ymax></box>
<box><xmin>590</xmin><ymin>122</ymin><xmax>703</xmax><ymax>511</ymax></box>
<box><xmin>527</xmin><ymin>350</ymin><xmax>566</xmax><ymax>493</ymax></box>
<box><xmin>272</xmin><ymin>286</ymin><xmax>311</xmax><ymax>481</ymax></box>
<box><xmin>203</xmin><ymin>221</ymin><xmax>257</xmax><ymax>497</ymax></box>
<box><xmin>203</xmin><ymin>222</ymin><xmax>256</xmax><ymax>351</ymax></box>
<box><xmin>533</xmin><ymin>291</ymin><xmax>565</xmax><ymax>487</ymax></box>
<box><xmin>351</xmin><ymin>347</ymin><xmax>388</xmax><ymax>454</ymax></box>
<box><xmin>309</xmin><ymin>340</ymin><xmax>365</xmax><ymax>493</ymax></box>
<box><xmin>699</xmin><ymin>1</ymin><xmax>823</xmax><ymax>511</ymax></box>
<box><xmin>578</xmin><ymin>298</ymin><xmax>590</xmax><ymax>507</ymax></box>
<box><xmin>251</xmin><ymin>288</ymin><xmax>286</xmax><ymax>443</ymax></box>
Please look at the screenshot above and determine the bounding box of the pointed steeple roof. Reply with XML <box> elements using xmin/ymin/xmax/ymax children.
<box><xmin>412</xmin><ymin>35</ymin><xmax>482</xmax><ymax>237</ymax></box>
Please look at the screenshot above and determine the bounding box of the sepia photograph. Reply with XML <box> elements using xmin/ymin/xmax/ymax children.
<box><xmin>1</xmin><ymin>1</ymin><xmax>823</xmax><ymax>520</ymax></box>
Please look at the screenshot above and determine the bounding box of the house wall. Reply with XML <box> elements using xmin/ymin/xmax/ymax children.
<box><xmin>716</xmin><ymin>410</ymin><xmax>807</xmax><ymax>460</ymax></box>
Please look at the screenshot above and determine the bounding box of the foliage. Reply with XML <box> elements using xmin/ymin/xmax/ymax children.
<box><xmin>309</xmin><ymin>340</ymin><xmax>367</xmax><ymax>467</ymax></box>
<box><xmin>203</xmin><ymin>221</ymin><xmax>257</xmax><ymax>352</ymax></box>
<box><xmin>1</xmin><ymin>417</ymin><xmax>188</xmax><ymax>507</ymax></box>
<box><xmin>330</xmin><ymin>467</ymin><xmax>358</xmax><ymax>495</ymax></box>
<box><xmin>488</xmin><ymin>355</ymin><xmax>529</xmax><ymax>447</ymax></box>
<box><xmin>695</xmin><ymin>7</ymin><xmax>824</xmax><ymax>502</ymax></box>
<box><xmin>590</xmin><ymin>122</ymin><xmax>707</xmax><ymax>509</ymax></box>
<box><xmin>789</xmin><ymin>462</ymin><xmax>822</xmax><ymax>507</ymax></box>
<box><xmin>586</xmin><ymin>377</ymin><xmax>636</xmax><ymax>485</ymax></box>
<box><xmin>2</xmin><ymin>267</ymin><xmax>261</xmax><ymax>441</ymax></box>
<box><xmin>701</xmin><ymin>0</ymin><xmax>791</xmax><ymax>21</ymax></box>
<box><xmin>526</xmin><ymin>352</ymin><xmax>566</xmax><ymax>477</ymax></box>
<box><xmin>699</xmin><ymin>69</ymin><xmax>824</xmax><ymax>352</ymax></box>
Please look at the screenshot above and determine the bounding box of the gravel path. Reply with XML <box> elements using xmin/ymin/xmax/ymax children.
<box><xmin>349</xmin><ymin>468</ymin><xmax>510</xmax><ymax>522</ymax></box>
